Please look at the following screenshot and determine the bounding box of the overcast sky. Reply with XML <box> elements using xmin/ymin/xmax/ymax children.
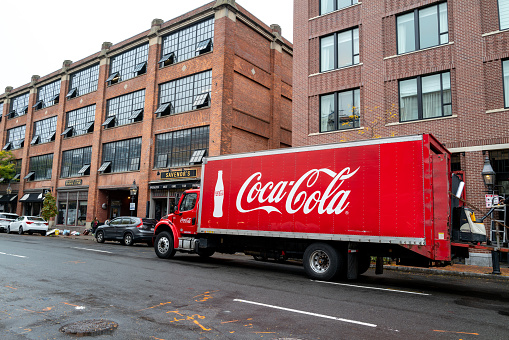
<box><xmin>0</xmin><ymin>0</ymin><xmax>293</xmax><ymax>92</ymax></box>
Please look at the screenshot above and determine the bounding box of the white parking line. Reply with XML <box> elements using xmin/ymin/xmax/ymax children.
<box><xmin>72</xmin><ymin>247</ymin><xmax>113</xmax><ymax>254</ymax></box>
<box><xmin>234</xmin><ymin>299</ymin><xmax>377</xmax><ymax>328</ymax></box>
<box><xmin>312</xmin><ymin>280</ymin><xmax>431</xmax><ymax>296</ymax></box>
<box><xmin>0</xmin><ymin>252</ymin><xmax>27</xmax><ymax>258</ymax></box>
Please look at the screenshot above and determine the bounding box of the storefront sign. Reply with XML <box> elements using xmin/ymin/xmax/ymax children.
<box><xmin>160</xmin><ymin>169</ymin><xmax>197</xmax><ymax>180</ymax></box>
<box><xmin>65</xmin><ymin>179</ymin><xmax>83</xmax><ymax>186</ymax></box>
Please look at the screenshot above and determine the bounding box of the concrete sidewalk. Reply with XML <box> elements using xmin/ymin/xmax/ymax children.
<box><xmin>49</xmin><ymin>233</ymin><xmax>509</xmax><ymax>280</ymax></box>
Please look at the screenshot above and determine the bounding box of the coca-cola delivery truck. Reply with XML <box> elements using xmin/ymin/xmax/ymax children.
<box><xmin>153</xmin><ymin>134</ymin><xmax>500</xmax><ymax>280</ymax></box>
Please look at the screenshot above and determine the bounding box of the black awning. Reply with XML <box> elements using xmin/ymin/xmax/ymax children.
<box><xmin>19</xmin><ymin>193</ymin><xmax>43</xmax><ymax>203</ymax></box>
<box><xmin>0</xmin><ymin>194</ymin><xmax>17</xmax><ymax>203</ymax></box>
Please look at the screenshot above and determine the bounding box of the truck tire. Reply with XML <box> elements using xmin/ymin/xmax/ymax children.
<box><xmin>155</xmin><ymin>231</ymin><xmax>176</xmax><ymax>259</ymax></box>
<box><xmin>303</xmin><ymin>243</ymin><xmax>343</xmax><ymax>281</ymax></box>
<box><xmin>358</xmin><ymin>254</ymin><xmax>372</xmax><ymax>275</ymax></box>
<box><xmin>197</xmin><ymin>248</ymin><xmax>215</xmax><ymax>258</ymax></box>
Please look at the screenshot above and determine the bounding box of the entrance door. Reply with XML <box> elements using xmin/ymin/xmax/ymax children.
<box><xmin>110</xmin><ymin>201</ymin><xmax>121</xmax><ymax>219</ymax></box>
<box><xmin>154</xmin><ymin>199</ymin><xmax>167</xmax><ymax>221</ymax></box>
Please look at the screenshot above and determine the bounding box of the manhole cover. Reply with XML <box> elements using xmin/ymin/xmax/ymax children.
<box><xmin>59</xmin><ymin>319</ymin><xmax>118</xmax><ymax>336</ymax></box>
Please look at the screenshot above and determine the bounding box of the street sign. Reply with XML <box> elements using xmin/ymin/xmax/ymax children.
<box><xmin>486</xmin><ymin>194</ymin><xmax>493</xmax><ymax>208</ymax></box>
<box><xmin>130</xmin><ymin>203</ymin><xmax>135</xmax><ymax>211</ymax></box>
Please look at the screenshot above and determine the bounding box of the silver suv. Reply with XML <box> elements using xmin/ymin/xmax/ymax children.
<box><xmin>0</xmin><ymin>213</ymin><xmax>19</xmax><ymax>232</ymax></box>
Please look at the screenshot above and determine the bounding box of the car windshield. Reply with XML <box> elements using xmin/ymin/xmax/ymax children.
<box><xmin>28</xmin><ymin>217</ymin><xmax>46</xmax><ymax>222</ymax></box>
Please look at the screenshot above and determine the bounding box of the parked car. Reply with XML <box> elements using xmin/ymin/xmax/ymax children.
<box><xmin>8</xmin><ymin>216</ymin><xmax>48</xmax><ymax>235</ymax></box>
<box><xmin>0</xmin><ymin>213</ymin><xmax>19</xmax><ymax>233</ymax></box>
<box><xmin>95</xmin><ymin>217</ymin><xmax>157</xmax><ymax>246</ymax></box>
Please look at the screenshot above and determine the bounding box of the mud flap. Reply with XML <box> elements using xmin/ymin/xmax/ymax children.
<box><xmin>347</xmin><ymin>249</ymin><xmax>358</xmax><ymax>280</ymax></box>
<box><xmin>375</xmin><ymin>256</ymin><xmax>384</xmax><ymax>275</ymax></box>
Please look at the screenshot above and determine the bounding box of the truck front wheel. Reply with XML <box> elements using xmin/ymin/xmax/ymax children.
<box><xmin>155</xmin><ymin>231</ymin><xmax>176</xmax><ymax>259</ymax></box>
<box><xmin>303</xmin><ymin>243</ymin><xmax>343</xmax><ymax>281</ymax></box>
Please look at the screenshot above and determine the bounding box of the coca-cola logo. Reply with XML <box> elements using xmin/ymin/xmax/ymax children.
<box><xmin>236</xmin><ymin>167</ymin><xmax>359</xmax><ymax>215</ymax></box>
<box><xmin>180</xmin><ymin>217</ymin><xmax>192</xmax><ymax>224</ymax></box>
<box><xmin>215</xmin><ymin>190</ymin><xmax>224</xmax><ymax>197</ymax></box>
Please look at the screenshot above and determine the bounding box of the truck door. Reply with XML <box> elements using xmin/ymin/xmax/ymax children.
<box><xmin>432</xmin><ymin>153</ymin><xmax>451</xmax><ymax>261</ymax></box>
<box><xmin>174</xmin><ymin>192</ymin><xmax>199</xmax><ymax>235</ymax></box>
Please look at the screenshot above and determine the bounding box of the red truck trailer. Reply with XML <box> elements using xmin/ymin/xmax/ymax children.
<box><xmin>153</xmin><ymin>134</ymin><xmax>496</xmax><ymax>280</ymax></box>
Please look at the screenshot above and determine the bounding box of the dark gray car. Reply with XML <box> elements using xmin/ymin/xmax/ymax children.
<box><xmin>95</xmin><ymin>217</ymin><xmax>157</xmax><ymax>246</ymax></box>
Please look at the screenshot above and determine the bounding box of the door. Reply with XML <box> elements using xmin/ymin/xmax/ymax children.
<box><xmin>105</xmin><ymin>217</ymin><xmax>122</xmax><ymax>239</ymax></box>
<box><xmin>110</xmin><ymin>201</ymin><xmax>121</xmax><ymax>219</ymax></box>
<box><xmin>154</xmin><ymin>199</ymin><xmax>167</xmax><ymax>220</ymax></box>
<box><xmin>433</xmin><ymin>153</ymin><xmax>451</xmax><ymax>261</ymax></box>
<box><xmin>174</xmin><ymin>193</ymin><xmax>199</xmax><ymax>235</ymax></box>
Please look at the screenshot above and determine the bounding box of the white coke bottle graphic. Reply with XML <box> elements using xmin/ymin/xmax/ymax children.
<box><xmin>213</xmin><ymin>170</ymin><xmax>224</xmax><ymax>218</ymax></box>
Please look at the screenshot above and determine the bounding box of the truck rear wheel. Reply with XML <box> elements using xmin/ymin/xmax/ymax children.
<box><xmin>303</xmin><ymin>243</ymin><xmax>343</xmax><ymax>281</ymax></box>
<box><xmin>155</xmin><ymin>231</ymin><xmax>176</xmax><ymax>259</ymax></box>
<box><xmin>358</xmin><ymin>254</ymin><xmax>372</xmax><ymax>275</ymax></box>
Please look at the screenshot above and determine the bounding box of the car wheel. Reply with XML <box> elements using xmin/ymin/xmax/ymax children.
<box><xmin>123</xmin><ymin>233</ymin><xmax>134</xmax><ymax>246</ymax></box>
<box><xmin>40</xmin><ymin>231</ymin><xmax>46</xmax><ymax>236</ymax></box>
<box><xmin>28</xmin><ymin>231</ymin><xmax>33</xmax><ymax>235</ymax></box>
<box><xmin>96</xmin><ymin>231</ymin><xmax>105</xmax><ymax>243</ymax></box>
<box><xmin>155</xmin><ymin>231</ymin><xmax>176</xmax><ymax>259</ymax></box>
<box><xmin>18</xmin><ymin>226</ymin><xmax>23</xmax><ymax>235</ymax></box>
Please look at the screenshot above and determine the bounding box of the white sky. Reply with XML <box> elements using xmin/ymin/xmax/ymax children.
<box><xmin>0</xmin><ymin>0</ymin><xmax>293</xmax><ymax>92</ymax></box>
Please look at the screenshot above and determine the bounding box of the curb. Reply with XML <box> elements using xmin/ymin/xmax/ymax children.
<box><xmin>383</xmin><ymin>265</ymin><xmax>509</xmax><ymax>280</ymax></box>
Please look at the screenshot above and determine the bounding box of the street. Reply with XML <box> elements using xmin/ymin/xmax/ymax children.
<box><xmin>1</xmin><ymin>233</ymin><xmax>508</xmax><ymax>340</ymax></box>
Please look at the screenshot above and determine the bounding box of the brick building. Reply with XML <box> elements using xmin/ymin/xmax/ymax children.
<box><xmin>293</xmin><ymin>0</ymin><xmax>509</xmax><ymax>259</ymax></box>
<box><xmin>0</xmin><ymin>0</ymin><xmax>292</xmax><ymax>228</ymax></box>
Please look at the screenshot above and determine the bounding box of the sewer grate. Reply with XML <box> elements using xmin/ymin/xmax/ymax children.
<box><xmin>59</xmin><ymin>319</ymin><xmax>118</xmax><ymax>336</ymax></box>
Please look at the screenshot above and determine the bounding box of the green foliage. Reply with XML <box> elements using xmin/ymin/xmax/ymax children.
<box><xmin>41</xmin><ymin>191</ymin><xmax>58</xmax><ymax>222</ymax></box>
<box><xmin>0</xmin><ymin>150</ymin><xmax>15</xmax><ymax>181</ymax></box>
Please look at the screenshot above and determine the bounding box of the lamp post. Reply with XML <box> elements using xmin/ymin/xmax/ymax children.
<box><xmin>129</xmin><ymin>180</ymin><xmax>138</xmax><ymax>217</ymax></box>
<box><xmin>481</xmin><ymin>155</ymin><xmax>501</xmax><ymax>275</ymax></box>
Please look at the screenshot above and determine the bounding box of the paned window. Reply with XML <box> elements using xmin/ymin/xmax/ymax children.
<box><xmin>29</xmin><ymin>154</ymin><xmax>53</xmax><ymax>181</ymax></box>
<box><xmin>399</xmin><ymin>71</ymin><xmax>451</xmax><ymax>122</ymax></box>
<box><xmin>101</xmin><ymin>138</ymin><xmax>142</xmax><ymax>173</ymax></box>
<box><xmin>68</xmin><ymin>64</ymin><xmax>100</xmax><ymax>98</ymax></box>
<box><xmin>61</xmin><ymin>147</ymin><xmax>92</xmax><ymax>178</ymax></box>
<box><xmin>13</xmin><ymin>159</ymin><xmax>22</xmax><ymax>181</ymax></box>
<box><xmin>154</xmin><ymin>126</ymin><xmax>209</xmax><ymax>168</ymax></box>
<box><xmin>108</xmin><ymin>44</ymin><xmax>149</xmax><ymax>84</ymax></box>
<box><xmin>397</xmin><ymin>2</ymin><xmax>448</xmax><ymax>54</ymax></box>
<box><xmin>503</xmin><ymin>60</ymin><xmax>509</xmax><ymax>107</ymax></box>
<box><xmin>320</xmin><ymin>89</ymin><xmax>360</xmax><ymax>132</ymax></box>
<box><xmin>9</xmin><ymin>93</ymin><xmax>30</xmax><ymax>118</ymax></box>
<box><xmin>57</xmin><ymin>192</ymin><xmax>88</xmax><ymax>226</ymax></box>
<box><xmin>105</xmin><ymin>90</ymin><xmax>145</xmax><ymax>128</ymax></box>
<box><xmin>499</xmin><ymin>0</ymin><xmax>509</xmax><ymax>30</ymax></box>
<box><xmin>160</xmin><ymin>18</ymin><xmax>214</xmax><ymax>66</ymax></box>
<box><xmin>157</xmin><ymin>70</ymin><xmax>212</xmax><ymax>116</ymax></box>
<box><xmin>0</xmin><ymin>102</ymin><xmax>4</xmax><ymax>119</ymax></box>
<box><xmin>320</xmin><ymin>0</ymin><xmax>358</xmax><ymax>15</ymax></box>
<box><xmin>32</xmin><ymin>116</ymin><xmax>57</xmax><ymax>145</ymax></box>
<box><xmin>65</xmin><ymin>105</ymin><xmax>96</xmax><ymax>137</ymax></box>
<box><xmin>35</xmin><ymin>80</ymin><xmax>61</xmax><ymax>110</ymax></box>
<box><xmin>320</xmin><ymin>28</ymin><xmax>359</xmax><ymax>72</ymax></box>
<box><xmin>5</xmin><ymin>125</ymin><xmax>26</xmax><ymax>150</ymax></box>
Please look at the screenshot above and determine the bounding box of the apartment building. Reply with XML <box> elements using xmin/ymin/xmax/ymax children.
<box><xmin>293</xmin><ymin>0</ymin><xmax>509</xmax><ymax>259</ymax></box>
<box><xmin>0</xmin><ymin>0</ymin><xmax>293</xmax><ymax>228</ymax></box>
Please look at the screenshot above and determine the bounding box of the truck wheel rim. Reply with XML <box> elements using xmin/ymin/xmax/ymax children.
<box><xmin>158</xmin><ymin>237</ymin><xmax>170</xmax><ymax>254</ymax></box>
<box><xmin>309</xmin><ymin>250</ymin><xmax>330</xmax><ymax>273</ymax></box>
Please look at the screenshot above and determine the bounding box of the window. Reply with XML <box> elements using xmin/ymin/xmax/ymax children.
<box><xmin>160</xmin><ymin>18</ymin><xmax>214</xmax><ymax>66</ymax></box>
<box><xmin>32</xmin><ymin>116</ymin><xmax>58</xmax><ymax>145</ymax></box>
<box><xmin>13</xmin><ymin>159</ymin><xmax>21</xmax><ymax>181</ymax></box>
<box><xmin>180</xmin><ymin>193</ymin><xmax>197</xmax><ymax>212</ymax></box>
<box><xmin>0</xmin><ymin>102</ymin><xmax>3</xmax><ymax>121</ymax></box>
<box><xmin>105</xmin><ymin>90</ymin><xmax>145</xmax><ymax>128</ymax></box>
<box><xmin>397</xmin><ymin>2</ymin><xmax>448</xmax><ymax>54</ymax></box>
<box><xmin>61</xmin><ymin>147</ymin><xmax>92</xmax><ymax>178</ymax></box>
<box><xmin>499</xmin><ymin>0</ymin><xmax>509</xmax><ymax>30</ymax></box>
<box><xmin>29</xmin><ymin>154</ymin><xmax>53</xmax><ymax>181</ymax></box>
<box><xmin>68</xmin><ymin>64</ymin><xmax>100</xmax><ymax>98</ymax></box>
<box><xmin>101</xmin><ymin>138</ymin><xmax>142</xmax><ymax>173</ymax></box>
<box><xmin>320</xmin><ymin>89</ymin><xmax>360</xmax><ymax>132</ymax></box>
<box><xmin>399</xmin><ymin>71</ymin><xmax>451</xmax><ymax>122</ymax></box>
<box><xmin>155</xmin><ymin>126</ymin><xmax>209</xmax><ymax>168</ymax></box>
<box><xmin>65</xmin><ymin>105</ymin><xmax>96</xmax><ymax>137</ymax></box>
<box><xmin>320</xmin><ymin>28</ymin><xmax>359</xmax><ymax>72</ymax></box>
<box><xmin>57</xmin><ymin>191</ymin><xmax>88</xmax><ymax>226</ymax></box>
<box><xmin>8</xmin><ymin>93</ymin><xmax>29</xmax><ymax>118</ymax></box>
<box><xmin>320</xmin><ymin>0</ymin><xmax>358</xmax><ymax>15</ymax></box>
<box><xmin>157</xmin><ymin>70</ymin><xmax>212</xmax><ymax>116</ymax></box>
<box><xmin>5</xmin><ymin>125</ymin><xmax>26</xmax><ymax>150</ymax></box>
<box><xmin>451</xmin><ymin>153</ymin><xmax>461</xmax><ymax>172</ymax></box>
<box><xmin>35</xmin><ymin>80</ymin><xmax>61</xmax><ymax>110</ymax></box>
<box><xmin>503</xmin><ymin>60</ymin><xmax>509</xmax><ymax>107</ymax></box>
<box><xmin>108</xmin><ymin>44</ymin><xmax>149</xmax><ymax>84</ymax></box>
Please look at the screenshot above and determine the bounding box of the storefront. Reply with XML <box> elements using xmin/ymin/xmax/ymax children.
<box><xmin>57</xmin><ymin>180</ymin><xmax>88</xmax><ymax>227</ymax></box>
<box><xmin>19</xmin><ymin>191</ymin><xmax>46</xmax><ymax>216</ymax></box>
<box><xmin>149</xmin><ymin>169</ymin><xmax>200</xmax><ymax>220</ymax></box>
<box><xmin>0</xmin><ymin>193</ymin><xmax>18</xmax><ymax>213</ymax></box>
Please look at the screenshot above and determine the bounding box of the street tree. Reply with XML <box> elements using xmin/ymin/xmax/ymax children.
<box><xmin>41</xmin><ymin>191</ymin><xmax>58</xmax><ymax>223</ymax></box>
<box><xmin>0</xmin><ymin>150</ymin><xmax>15</xmax><ymax>181</ymax></box>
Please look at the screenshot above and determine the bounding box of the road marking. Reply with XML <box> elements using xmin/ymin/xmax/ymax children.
<box><xmin>72</xmin><ymin>247</ymin><xmax>112</xmax><ymax>254</ymax></box>
<box><xmin>312</xmin><ymin>280</ymin><xmax>431</xmax><ymax>296</ymax></box>
<box><xmin>234</xmin><ymin>299</ymin><xmax>377</xmax><ymax>328</ymax></box>
<box><xmin>434</xmin><ymin>330</ymin><xmax>479</xmax><ymax>335</ymax></box>
<box><xmin>0</xmin><ymin>252</ymin><xmax>27</xmax><ymax>258</ymax></box>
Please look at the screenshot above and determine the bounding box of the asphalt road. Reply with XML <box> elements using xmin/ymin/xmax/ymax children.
<box><xmin>0</xmin><ymin>233</ymin><xmax>508</xmax><ymax>340</ymax></box>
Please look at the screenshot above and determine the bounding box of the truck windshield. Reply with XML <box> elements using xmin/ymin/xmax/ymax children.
<box><xmin>180</xmin><ymin>193</ymin><xmax>197</xmax><ymax>212</ymax></box>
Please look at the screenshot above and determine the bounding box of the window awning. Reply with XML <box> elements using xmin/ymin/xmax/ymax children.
<box><xmin>24</xmin><ymin>171</ymin><xmax>35</xmax><ymax>180</ymax></box>
<box><xmin>19</xmin><ymin>193</ymin><xmax>43</xmax><ymax>203</ymax></box>
<box><xmin>0</xmin><ymin>194</ymin><xmax>17</xmax><ymax>203</ymax></box>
